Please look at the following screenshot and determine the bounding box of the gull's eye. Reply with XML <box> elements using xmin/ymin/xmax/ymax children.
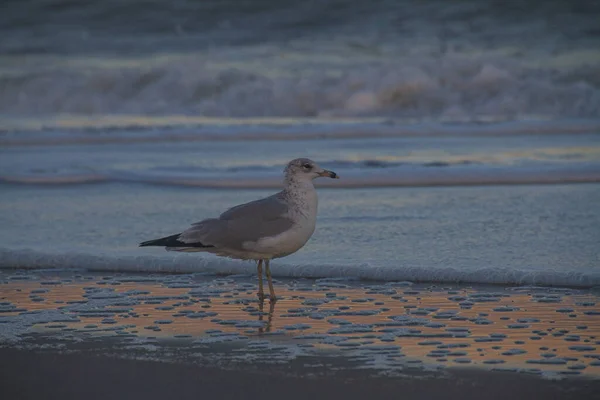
<box><xmin>302</xmin><ymin>163</ymin><xmax>312</xmax><ymax>170</ymax></box>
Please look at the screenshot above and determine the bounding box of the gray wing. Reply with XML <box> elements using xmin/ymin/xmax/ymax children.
<box><xmin>178</xmin><ymin>192</ymin><xmax>294</xmax><ymax>250</ymax></box>
<box><xmin>219</xmin><ymin>192</ymin><xmax>288</xmax><ymax>221</ymax></box>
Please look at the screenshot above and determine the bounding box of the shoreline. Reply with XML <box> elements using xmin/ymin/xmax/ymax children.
<box><xmin>2</xmin><ymin>256</ymin><xmax>599</xmax><ymax>289</ymax></box>
<box><xmin>1</xmin><ymin>270</ymin><xmax>599</xmax><ymax>399</ymax></box>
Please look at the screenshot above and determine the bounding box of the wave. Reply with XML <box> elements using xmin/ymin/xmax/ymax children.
<box><xmin>2</xmin><ymin>2</ymin><xmax>598</xmax><ymax>122</ymax></box>
<box><xmin>1</xmin><ymin>56</ymin><xmax>599</xmax><ymax>122</ymax></box>
<box><xmin>2</xmin><ymin>119</ymin><xmax>600</xmax><ymax>146</ymax></box>
<box><xmin>1</xmin><ymin>163</ymin><xmax>599</xmax><ymax>188</ymax></box>
<box><xmin>1</xmin><ymin>248</ymin><xmax>598</xmax><ymax>288</ymax></box>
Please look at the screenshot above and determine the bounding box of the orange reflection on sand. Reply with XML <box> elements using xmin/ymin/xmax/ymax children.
<box><xmin>2</xmin><ymin>278</ymin><xmax>599</xmax><ymax>376</ymax></box>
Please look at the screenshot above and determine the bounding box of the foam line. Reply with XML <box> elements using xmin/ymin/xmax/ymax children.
<box><xmin>1</xmin><ymin>248</ymin><xmax>598</xmax><ymax>288</ymax></box>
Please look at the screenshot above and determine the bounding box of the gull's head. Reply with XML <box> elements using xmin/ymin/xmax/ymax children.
<box><xmin>284</xmin><ymin>158</ymin><xmax>338</xmax><ymax>182</ymax></box>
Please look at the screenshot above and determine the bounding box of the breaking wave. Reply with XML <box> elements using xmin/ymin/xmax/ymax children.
<box><xmin>1</xmin><ymin>57</ymin><xmax>599</xmax><ymax>121</ymax></box>
<box><xmin>2</xmin><ymin>1</ymin><xmax>599</xmax><ymax>122</ymax></box>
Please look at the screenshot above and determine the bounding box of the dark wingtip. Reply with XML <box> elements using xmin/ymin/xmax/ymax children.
<box><xmin>139</xmin><ymin>233</ymin><xmax>214</xmax><ymax>249</ymax></box>
<box><xmin>139</xmin><ymin>234</ymin><xmax>183</xmax><ymax>247</ymax></box>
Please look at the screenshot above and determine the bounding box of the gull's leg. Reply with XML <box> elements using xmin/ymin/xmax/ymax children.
<box><xmin>256</xmin><ymin>259</ymin><xmax>265</xmax><ymax>301</ymax></box>
<box><xmin>265</xmin><ymin>259</ymin><xmax>276</xmax><ymax>302</ymax></box>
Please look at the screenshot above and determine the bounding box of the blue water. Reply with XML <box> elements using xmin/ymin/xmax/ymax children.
<box><xmin>1</xmin><ymin>0</ymin><xmax>599</xmax><ymax>286</ymax></box>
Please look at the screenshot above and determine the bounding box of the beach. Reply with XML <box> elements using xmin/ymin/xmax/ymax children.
<box><xmin>1</xmin><ymin>271</ymin><xmax>600</xmax><ymax>399</ymax></box>
<box><xmin>2</xmin><ymin>1</ymin><xmax>600</xmax><ymax>398</ymax></box>
<box><xmin>1</xmin><ymin>146</ymin><xmax>599</xmax><ymax>400</ymax></box>
<box><xmin>3</xmin><ymin>348</ymin><xmax>600</xmax><ymax>400</ymax></box>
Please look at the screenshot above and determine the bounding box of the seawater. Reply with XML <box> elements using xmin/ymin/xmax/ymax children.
<box><xmin>1</xmin><ymin>174</ymin><xmax>599</xmax><ymax>287</ymax></box>
<box><xmin>1</xmin><ymin>1</ymin><xmax>599</xmax><ymax>286</ymax></box>
<box><xmin>1</xmin><ymin>1</ymin><xmax>599</xmax><ymax>120</ymax></box>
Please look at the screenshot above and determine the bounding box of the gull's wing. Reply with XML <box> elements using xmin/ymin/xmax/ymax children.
<box><xmin>177</xmin><ymin>193</ymin><xmax>294</xmax><ymax>251</ymax></box>
<box><xmin>219</xmin><ymin>192</ymin><xmax>288</xmax><ymax>221</ymax></box>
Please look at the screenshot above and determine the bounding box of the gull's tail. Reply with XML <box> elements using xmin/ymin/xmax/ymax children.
<box><xmin>139</xmin><ymin>234</ymin><xmax>213</xmax><ymax>249</ymax></box>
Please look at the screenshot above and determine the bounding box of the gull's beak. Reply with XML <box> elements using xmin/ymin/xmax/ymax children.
<box><xmin>318</xmin><ymin>169</ymin><xmax>339</xmax><ymax>179</ymax></box>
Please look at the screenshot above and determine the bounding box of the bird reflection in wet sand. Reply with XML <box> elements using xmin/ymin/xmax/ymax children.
<box><xmin>257</xmin><ymin>299</ymin><xmax>276</xmax><ymax>334</ymax></box>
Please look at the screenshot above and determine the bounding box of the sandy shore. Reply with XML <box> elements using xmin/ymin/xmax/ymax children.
<box><xmin>1</xmin><ymin>270</ymin><xmax>599</xmax><ymax>399</ymax></box>
<box><xmin>2</xmin><ymin>348</ymin><xmax>600</xmax><ymax>400</ymax></box>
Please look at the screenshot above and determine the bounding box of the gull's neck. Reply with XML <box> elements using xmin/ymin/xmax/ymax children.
<box><xmin>282</xmin><ymin>174</ymin><xmax>318</xmax><ymax>217</ymax></box>
<box><xmin>284</xmin><ymin>174</ymin><xmax>315</xmax><ymax>193</ymax></box>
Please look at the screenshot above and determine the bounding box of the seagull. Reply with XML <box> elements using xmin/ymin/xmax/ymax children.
<box><xmin>140</xmin><ymin>158</ymin><xmax>339</xmax><ymax>302</ymax></box>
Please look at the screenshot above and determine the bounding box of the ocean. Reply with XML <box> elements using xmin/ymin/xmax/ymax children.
<box><xmin>1</xmin><ymin>0</ymin><xmax>599</xmax><ymax>287</ymax></box>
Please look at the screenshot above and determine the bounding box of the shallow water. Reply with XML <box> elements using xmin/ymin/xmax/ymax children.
<box><xmin>1</xmin><ymin>180</ymin><xmax>599</xmax><ymax>286</ymax></box>
<box><xmin>2</xmin><ymin>126</ymin><xmax>600</xmax><ymax>187</ymax></box>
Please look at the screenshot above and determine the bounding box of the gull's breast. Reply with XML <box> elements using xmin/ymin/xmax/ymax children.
<box><xmin>246</xmin><ymin>190</ymin><xmax>318</xmax><ymax>259</ymax></box>
<box><xmin>250</xmin><ymin>217</ymin><xmax>316</xmax><ymax>259</ymax></box>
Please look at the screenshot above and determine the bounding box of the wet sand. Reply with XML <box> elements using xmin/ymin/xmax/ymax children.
<box><xmin>2</xmin><ymin>347</ymin><xmax>599</xmax><ymax>400</ymax></box>
<box><xmin>1</xmin><ymin>270</ymin><xmax>599</xmax><ymax>399</ymax></box>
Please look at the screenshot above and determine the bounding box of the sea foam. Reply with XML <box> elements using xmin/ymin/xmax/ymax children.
<box><xmin>1</xmin><ymin>248</ymin><xmax>598</xmax><ymax>288</ymax></box>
